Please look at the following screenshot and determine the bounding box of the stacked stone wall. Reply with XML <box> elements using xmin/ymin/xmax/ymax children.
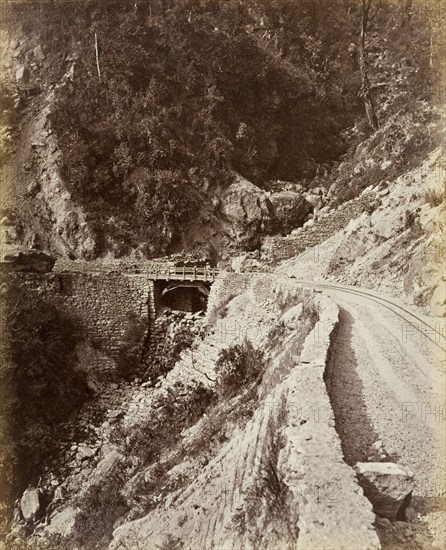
<box><xmin>262</xmin><ymin>191</ymin><xmax>378</xmax><ymax>263</ymax></box>
<box><xmin>13</xmin><ymin>271</ymin><xmax>155</xmax><ymax>359</ymax></box>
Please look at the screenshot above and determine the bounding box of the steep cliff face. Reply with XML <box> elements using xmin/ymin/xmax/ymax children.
<box><xmin>1</xmin><ymin>26</ymin><xmax>97</xmax><ymax>259</ymax></box>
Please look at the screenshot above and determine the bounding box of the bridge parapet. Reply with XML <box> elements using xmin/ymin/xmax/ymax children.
<box><xmin>53</xmin><ymin>260</ymin><xmax>220</xmax><ymax>282</ymax></box>
<box><xmin>147</xmin><ymin>265</ymin><xmax>220</xmax><ymax>282</ymax></box>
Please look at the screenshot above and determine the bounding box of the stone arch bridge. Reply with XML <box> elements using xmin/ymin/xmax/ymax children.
<box><xmin>12</xmin><ymin>262</ymin><xmax>223</xmax><ymax>363</ymax></box>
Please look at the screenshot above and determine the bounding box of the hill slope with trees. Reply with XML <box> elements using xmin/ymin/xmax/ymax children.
<box><xmin>1</xmin><ymin>0</ymin><xmax>444</xmax><ymax>259</ymax></box>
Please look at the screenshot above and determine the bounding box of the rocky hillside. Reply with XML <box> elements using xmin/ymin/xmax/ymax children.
<box><xmin>1</xmin><ymin>2</ymin><xmax>445</xmax><ymax>548</ymax></box>
<box><xmin>275</xmin><ymin>145</ymin><xmax>446</xmax><ymax>316</ymax></box>
<box><xmin>3</xmin><ymin>274</ymin><xmax>384</xmax><ymax>550</ymax></box>
<box><xmin>1</xmin><ymin>0</ymin><xmax>444</xmax><ymax>260</ymax></box>
<box><xmin>6</xmin><ymin>268</ymin><xmax>442</xmax><ymax>550</ymax></box>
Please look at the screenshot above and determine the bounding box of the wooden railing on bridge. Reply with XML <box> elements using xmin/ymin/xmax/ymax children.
<box><xmin>147</xmin><ymin>265</ymin><xmax>220</xmax><ymax>282</ymax></box>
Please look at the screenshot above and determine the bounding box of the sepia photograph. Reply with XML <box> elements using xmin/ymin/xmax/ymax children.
<box><xmin>0</xmin><ymin>0</ymin><xmax>445</xmax><ymax>549</ymax></box>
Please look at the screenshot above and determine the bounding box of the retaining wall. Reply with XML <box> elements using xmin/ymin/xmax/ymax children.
<box><xmin>262</xmin><ymin>191</ymin><xmax>378</xmax><ymax>263</ymax></box>
<box><xmin>13</xmin><ymin>271</ymin><xmax>155</xmax><ymax>359</ymax></box>
<box><xmin>278</xmin><ymin>295</ymin><xmax>380</xmax><ymax>548</ymax></box>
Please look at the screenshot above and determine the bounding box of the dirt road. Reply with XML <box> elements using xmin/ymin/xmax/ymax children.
<box><xmin>301</xmin><ymin>281</ymin><xmax>445</xmax><ymax>547</ymax></box>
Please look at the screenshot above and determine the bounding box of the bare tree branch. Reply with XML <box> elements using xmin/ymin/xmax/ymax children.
<box><xmin>189</xmin><ymin>349</ymin><xmax>216</xmax><ymax>383</ymax></box>
<box><xmin>369</xmin><ymin>0</ymin><xmax>382</xmax><ymax>23</ymax></box>
<box><xmin>358</xmin><ymin>0</ymin><xmax>379</xmax><ymax>129</ymax></box>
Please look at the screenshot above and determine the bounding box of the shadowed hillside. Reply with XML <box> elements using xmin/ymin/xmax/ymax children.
<box><xmin>1</xmin><ymin>0</ymin><xmax>443</xmax><ymax>258</ymax></box>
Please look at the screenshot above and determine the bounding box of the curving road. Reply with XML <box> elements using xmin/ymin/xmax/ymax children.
<box><xmin>292</xmin><ymin>279</ymin><xmax>446</xmax><ymax>546</ymax></box>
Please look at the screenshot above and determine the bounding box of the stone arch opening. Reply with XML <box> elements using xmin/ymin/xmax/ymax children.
<box><xmin>154</xmin><ymin>280</ymin><xmax>210</xmax><ymax>315</ymax></box>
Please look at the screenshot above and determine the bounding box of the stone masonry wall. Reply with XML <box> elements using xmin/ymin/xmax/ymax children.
<box><xmin>262</xmin><ymin>191</ymin><xmax>379</xmax><ymax>263</ymax></box>
<box><xmin>13</xmin><ymin>271</ymin><xmax>155</xmax><ymax>359</ymax></box>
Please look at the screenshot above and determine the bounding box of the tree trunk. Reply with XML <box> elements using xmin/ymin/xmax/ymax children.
<box><xmin>430</xmin><ymin>32</ymin><xmax>434</xmax><ymax>68</ymax></box>
<box><xmin>359</xmin><ymin>0</ymin><xmax>379</xmax><ymax>130</ymax></box>
<box><xmin>401</xmin><ymin>0</ymin><xmax>412</xmax><ymax>27</ymax></box>
<box><xmin>94</xmin><ymin>32</ymin><xmax>101</xmax><ymax>82</ymax></box>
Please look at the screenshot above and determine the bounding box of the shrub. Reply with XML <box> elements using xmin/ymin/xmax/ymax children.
<box><xmin>423</xmin><ymin>188</ymin><xmax>444</xmax><ymax>207</ymax></box>
<box><xmin>72</xmin><ymin>470</ymin><xmax>129</xmax><ymax>550</ymax></box>
<box><xmin>185</xmin><ymin>391</ymin><xmax>257</xmax><ymax>463</ymax></box>
<box><xmin>206</xmin><ymin>291</ymin><xmax>238</xmax><ymax>328</ymax></box>
<box><xmin>216</xmin><ymin>339</ymin><xmax>267</xmax><ymax>397</ymax></box>
<box><xmin>128</xmin><ymin>381</ymin><xmax>215</xmax><ymax>464</ymax></box>
<box><xmin>302</xmin><ymin>296</ymin><xmax>319</xmax><ymax>327</ymax></box>
<box><xmin>144</xmin><ymin>319</ymin><xmax>196</xmax><ymax>383</ymax></box>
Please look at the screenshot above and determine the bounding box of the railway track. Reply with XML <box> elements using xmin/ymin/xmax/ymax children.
<box><xmin>293</xmin><ymin>279</ymin><xmax>446</xmax><ymax>354</ymax></box>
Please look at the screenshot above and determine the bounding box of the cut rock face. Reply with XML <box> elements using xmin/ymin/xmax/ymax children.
<box><xmin>354</xmin><ymin>462</ymin><xmax>415</xmax><ymax>521</ymax></box>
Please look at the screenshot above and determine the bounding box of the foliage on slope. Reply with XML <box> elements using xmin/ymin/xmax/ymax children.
<box><xmin>0</xmin><ymin>285</ymin><xmax>89</xmax><ymax>507</ymax></box>
<box><xmin>5</xmin><ymin>0</ymin><xmax>443</xmax><ymax>258</ymax></box>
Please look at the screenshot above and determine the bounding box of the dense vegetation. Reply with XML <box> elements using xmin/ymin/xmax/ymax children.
<box><xmin>48</xmin><ymin>0</ymin><xmax>356</xmax><ymax>256</ymax></box>
<box><xmin>216</xmin><ymin>338</ymin><xmax>266</xmax><ymax>397</ymax></box>
<box><xmin>7</xmin><ymin>0</ymin><xmax>444</xmax><ymax>257</ymax></box>
<box><xmin>0</xmin><ymin>286</ymin><xmax>89</xmax><ymax>507</ymax></box>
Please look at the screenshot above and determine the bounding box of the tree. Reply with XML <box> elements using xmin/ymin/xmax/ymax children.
<box><xmin>358</xmin><ymin>0</ymin><xmax>379</xmax><ymax>130</ymax></box>
<box><xmin>400</xmin><ymin>0</ymin><xmax>412</xmax><ymax>27</ymax></box>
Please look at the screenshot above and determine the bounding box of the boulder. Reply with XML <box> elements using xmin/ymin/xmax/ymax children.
<box><xmin>33</xmin><ymin>45</ymin><xmax>45</xmax><ymax>62</ymax></box>
<box><xmin>53</xmin><ymin>486</ymin><xmax>65</xmax><ymax>502</ymax></box>
<box><xmin>76</xmin><ymin>444</ymin><xmax>96</xmax><ymax>462</ymax></box>
<box><xmin>221</xmin><ymin>176</ymin><xmax>273</xmax><ymax>240</ymax></box>
<box><xmin>375</xmin><ymin>516</ymin><xmax>392</xmax><ymax>529</ymax></box>
<box><xmin>380</xmin><ymin>160</ymin><xmax>393</xmax><ymax>171</ymax></box>
<box><xmin>230</xmin><ymin>252</ymin><xmax>262</xmax><ymax>273</ymax></box>
<box><xmin>372</xmin><ymin>209</ymin><xmax>403</xmax><ymax>240</ymax></box>
<box><xmin>319</xmin><ymin>206</ymin><xmax>330</xmax><ymax>216</ymax></box>
<box><xmin>107</xmin><ymin>409</ymin><xmax>124</xmax><ymax>421</ymax></box>
<box><xmin>15</xmin><ymin>65</ymin><xmax>29</xmax><ymax>83</ymax></box>
<box><xmin>27</xmin><ymin>180</ymin><xmax>40</xmax><ymax>195</ymax></box>
<box><xmin>90</xmin><ymin>449</ymin><xmax>124</xmax><ymax>485</ymax></box>
<box><xmin>354</xmin><ymin>462</ymin><xmax>414</xmax><ymax>521</ymax></box>
<box><xmin>304</xmin><ymin>192</ymin><xmax>324</xmax><ymax>210</ymax></box>
<box><xmin>20</xmin><ymin>488</ymin><xmax>41</xmax><ymax>522</ymax></box>
<box><xmin>1</xmin><ymin>250</ymin><xmax>55</xmax><ymax>273</ymax></box>
<box><xmin>303</xmin><ymin>219</ymin><xmax>315</xmax><ymax>228</ymax></box>
<box><xmin>430</xmin><ymin>280</ymin><xmax>446</xmax><ymax>317</ymax></box>
<box><xmin>269</xmin><ymin>191</ymin><xmax>312</xmax><ymax>232</ymax></box>
<box><xmin>280</xmin><ymin>304</ymin><xmax>303</xmax><ymax>330</ymax></box>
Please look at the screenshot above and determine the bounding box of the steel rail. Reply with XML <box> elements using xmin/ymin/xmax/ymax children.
<box><xmin>294</xmin><ymin>279</ymin><xmax>446</xmax><ymax>354</ymax></box>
